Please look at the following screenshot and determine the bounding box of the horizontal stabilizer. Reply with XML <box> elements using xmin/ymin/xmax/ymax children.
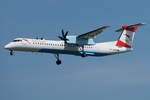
<box><xmin>116</xmin><ymin>23</ymin><xmax>145</xmax><ymax>32</ymax></box>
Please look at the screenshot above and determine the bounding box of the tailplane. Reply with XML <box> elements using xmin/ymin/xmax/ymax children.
<box><xmin>116</xmin><ymin>23</ymin><xmax>145</xmax><ymax>48</ymax></box>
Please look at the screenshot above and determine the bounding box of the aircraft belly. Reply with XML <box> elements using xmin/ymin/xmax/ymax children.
<box><xmin>39</xmin><ymin>48</ymin><xmax>79</xmax><ymax>55</ymax></box>
<box><xmin>39</xmin><ymin>47</ymin><xmax>111</xmax><ymax>57</ymax></box>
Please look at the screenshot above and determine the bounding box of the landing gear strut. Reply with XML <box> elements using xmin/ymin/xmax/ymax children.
<box><xmin>55</xmin><ymin>54</ymin><xmax>62</xmax><ymax>65</ymax></box>
<box><xmin>10</xmin><ymin>50</ymin><xmax>14</xmax><ymax>56</ymax></box>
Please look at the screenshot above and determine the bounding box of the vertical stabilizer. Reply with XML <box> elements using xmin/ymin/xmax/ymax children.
<box><xmin>116</xmin><ymin>23</ymin><xmax>144</xmax><ymax>48</ymax></box>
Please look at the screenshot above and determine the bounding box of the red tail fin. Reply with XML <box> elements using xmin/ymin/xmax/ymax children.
<box><xmin>115</xmin><ymin>23</ymin><xmax>145</xmax><ymax>48</ymax></box>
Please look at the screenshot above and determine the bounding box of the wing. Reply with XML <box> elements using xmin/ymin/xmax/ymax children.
<box><xmin>77</xmin><ymin>26</ymin><xmax>111</xmax><ymax>39</ymax></box>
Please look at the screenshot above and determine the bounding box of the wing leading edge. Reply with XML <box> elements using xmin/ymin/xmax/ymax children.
<box><xmin>77</xmin><ymin>26</ymin><xmax>111</xmax><ymax>39</ymax></box>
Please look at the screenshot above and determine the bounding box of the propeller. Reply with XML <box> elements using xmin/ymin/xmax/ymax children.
<box><xmin>58</xmin><ymin>29</ymin><xmax>69</xmax><ymax>43</ymax></box>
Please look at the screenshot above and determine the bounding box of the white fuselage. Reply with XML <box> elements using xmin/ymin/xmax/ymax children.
<box><xmin>4</xmin><ymin>38</ymin><xmax>132</xmax><ymax>57</ymax></box>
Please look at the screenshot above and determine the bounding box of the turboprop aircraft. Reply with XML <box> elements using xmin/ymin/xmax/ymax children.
<box><xmin>4</xmin><ymin>23</ymin><xmax>144</xmax><ymax>65</ymax></box>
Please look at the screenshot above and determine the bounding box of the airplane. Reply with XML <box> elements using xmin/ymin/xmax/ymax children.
<box><xmin>4</xmin><ymin>23</ymin><xmax>144</xmax><ymax>65</ymax></box>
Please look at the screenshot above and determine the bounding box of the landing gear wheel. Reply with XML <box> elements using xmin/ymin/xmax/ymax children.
<box><xmin>56</xmin><ymin>60</ymin><xmax>61</xmax><ymax>65</ymax></box>
<box><xmin>54</xmin><ymin>54</ymin><xmax>62</xmax><ymax>65</ymax></box>
<box><xmin>10</xmin><ymin>50</ymin><xmax>13</xmax><ymax>56</ymax></box>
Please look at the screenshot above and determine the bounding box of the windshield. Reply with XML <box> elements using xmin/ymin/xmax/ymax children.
<box><xmin>12</xmin><ymin>40</ymin><xmax>22</xmax><ymax>42</ymax></box>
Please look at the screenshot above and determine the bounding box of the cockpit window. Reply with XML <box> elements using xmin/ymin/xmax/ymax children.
<box><xmin>13</xmin><ymin>40</ymin><xmax>22</xmax><ymax>42</ymax></box>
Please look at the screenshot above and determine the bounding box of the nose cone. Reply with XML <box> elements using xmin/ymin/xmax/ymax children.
<box><xmin>4</xmin><ymin>44</ymin><xmax>11</xmax><ymax>49</ymax></box>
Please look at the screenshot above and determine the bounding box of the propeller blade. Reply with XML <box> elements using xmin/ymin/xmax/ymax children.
<box><xmin>64</xmin><ymin>40</ymin><xmax>67</xmax><ymax>44</ymax></box>
<box><xmin>59</xmin><ymin>29</ymin><xmax>69</xmax><ymax>43</ymax></box>
<box><xmin>62</xmin><ymin>29</ymin><xmax>65</xmax><ymax>37</ymax></box>
<box><xmin>64</xmin><ymin>39</ymin><xmax>69</xmax><ymax>43</ymax></box>
<box><xmin>58</xmin><ymin>36</ymin><xmax>63</xmax><ymax>40</ymax></box>
<box><xmin>65</xmin><ymin>31</ymin><xmax>68</xmax><ymax>37</ymax></box>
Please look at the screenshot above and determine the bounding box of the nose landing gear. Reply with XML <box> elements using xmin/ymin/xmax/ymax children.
<box><xmin>10</xmin><ymin>50</ymin><xmax>14</xmax><ymax>56</ymax></box>
<box><xmin>55</xmin><ymin>54</ymin><xmax>62</xmax><ymax>65</ymax></box>
<box><xmin>56</xmin><ymin>59</ymin><xmax>61</xmax><ymax>65</ymax></box>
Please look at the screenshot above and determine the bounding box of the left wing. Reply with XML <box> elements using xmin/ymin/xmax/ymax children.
<box><xmin>77</xmin><ymin>26</ymin><xmax>111</xmax><ymax>39</ymax></box>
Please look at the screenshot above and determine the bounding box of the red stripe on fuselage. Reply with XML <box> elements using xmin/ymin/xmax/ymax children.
<box><xmin>22</xmin><ymin>38</ymin><xmax>30</xmax><ymax>43</ymax></box>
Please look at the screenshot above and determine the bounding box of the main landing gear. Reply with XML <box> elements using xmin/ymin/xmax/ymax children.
<box><xmin>81</xmin><ymin>53</ymin><xmax>87</xmax><ymax>57</ymax></box>
<box><xmin>55</xmin><ymin>54</ymin><xmax>62</xmax><ymax>65</ymax></box>
<box><xmin>10</xmin><ymin>50</ymin><xmax>14</xmax><ymax>56</ymax></box>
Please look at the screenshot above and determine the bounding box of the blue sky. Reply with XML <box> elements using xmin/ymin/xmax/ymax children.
<box><xmin>0</xmin><ymin>0</ymin><xmax>150</xmax><ymax>100</ymax></box>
